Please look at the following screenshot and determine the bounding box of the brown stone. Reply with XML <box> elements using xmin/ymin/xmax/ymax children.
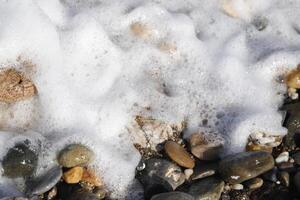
<box><xmin>189</xmin><ymin>133</ymin><xmax>223</xmax><ymax>160</ymax></box>
<box><xmin>63</xmin><ymin>166</ymin><xmax>84</xmax><ymax>184</ymax></box>
<box><xmin>81</xmin><ymin>168</ymin><xmax>103</xmax><ymax>187</ymax></box>
<box><xmin>164</xmin><ymin>141</ymin><xmax>195</xmax><ymax>168</ymax></box>
<box><xmin>0</xmin><ymin>69</ymin><xmax>36</xmax><ymax>103</ymax></box>
<box><xmin>246</xmin><ymin>143</ymin><xmax>273</xmax><ymax>153</ymax></box>
<box><xmin>285</xmin><ymin>66</ymin><xmax>300</xmax><ymax>89</ymax></box>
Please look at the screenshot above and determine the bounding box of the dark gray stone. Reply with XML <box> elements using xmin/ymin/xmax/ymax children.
<box><xmin>262</xmin><ymin>167</ymin><xmax>278</xmax><ymax>183</ymax></box>
<box><xmin>137</xmin><ymin>158</ymin><xmax>185</xmax><ymax>200</ymax></box>
<box><xmin>292</xmin><ymin>152</ymin><xmax>300</xmax><ymax>165</ymax></box>
<box><xmin>151</xmin><ymin>192</ymin><xmax>194</xmax><ymax>200</ymax></box>
<box><xmin>2</xmin><ymin>141</ymin><xmax>38</xmax><ymax>178</ymax></box>
<box><xmin>26</xmin><ymin>166</ymin><xmax>62</xmax><ymax>195</ymax></box>
<box><xmin>188</xmin><ymin>177</ymin><xmax>224</xmax><ymax>200</ymax></box>
<box><xmin>219</xmin><ymin>151</ymin><xmax>274</xmax><ymax>184</ymax></box>
<box><xmin>278</xmin><ymin>171</ymin><xmax>289</xmax><ymax>187</ymax></box>
<box><xmin>191</xmin><ymin>161</ymin><xmax>217</xmax><ymax>180</ymax></box>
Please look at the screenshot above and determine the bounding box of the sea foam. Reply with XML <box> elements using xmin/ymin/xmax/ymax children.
<box><xmin>0</xmin><ymin>0</ymin><xmax>299</xmax><ymax>198</ymax></box>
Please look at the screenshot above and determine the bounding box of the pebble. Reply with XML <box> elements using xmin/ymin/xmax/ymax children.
<box><xmin>219</xmin><ymin>151</ymin><xmax>274</xmax><ymax>184</ymax></box>
<box><xmin>26</xmin><ymin>166</ymin><xmax>62</xmax><ymax>195</ymax></box>
<box><xmin>184</xmin><ymin>169</ymin><xmax>193</xmax><ymax>180</ymax></box>
<box><xmin>188</xmin><ymin>177</ymin><xmax>224</xmax><ymax>200</ymax></box>
<box><xmin>244</xmin><ymin>178</ymin><xmax>263</xmax><ymax>190</ymax></box>
<box><xmin>294</xmin><ymin>172</ymin><xmax>300</xmax><ymax>193</ymax></box>
<box><xmin>262</xmin><ymin>167</ymin><xmax>278</xmax><ymax>183</ymax></box>
<box><xmin>58</xmin><ymin>144</ymin><xmax>94</xmax><ymax>168</ymax></box>
<box><xmin>191</xmin><ymin>161</ymin><xmax>217</xmax><ymax>180</ymax></box>
<box><xmin>151</xmin><ymin>192</ymin><xmax>195</xmax><ymax>200</ymax></box>
<box><xmin>67</xmin><ymin>189</ymin><xmax>100</xmax><ymax>200</ymax></box>
<box><xmin>0</xmin><ymin>68</ymin><xmax>36</xmax><ymax>103</ymax></box>
<box><xmin>278</xmin><ymin>171</ymin><xmax>289</xmax><ymax>187</ymax></box>
<box><xmin>277</xmin><ymin>162</ymin><xmax>295</xmax><ymax>172</ymax></box>
<box><xmin>81</xmin><ymin>168</ymin><xmax>103</xmax><ymax>187</ymax></box>
<box><xmin>2</xmin><ymin>141</ymin><xmax>38</xmax><ymax>178</ymax></box>
<box><xmin>292</xmin><ymin>152</ymin><xmax>300</xmax><ymax>165</ymax></box>
<box><xmin>246</xmin><ymin>143</ymin><xmax>273</xmax><ymax>153</ymax></box>
<box><xmin>232</xmin><ymin>184</ymin><xmax>244</xmax><ymax>190</ymax></box>
<box><xmin>164</xmin><ymin>141</ymin><xmax>195</xmax><ymax>168</ymax></box>
<box><xmin>285</xmin><ymin>67</ymin><xmax>300</xmax><ymax>89</ymax></box>
<box><xmin>189</xmin><ymin>133</ymin><xmax>223</xmax><ymax>161</ymax></box>
<box><xmin>63</xmin><ymin>166</ymin><xmax>84</xmax><ymax>184</ymax></box>
<box><xmin>275</xmin><ymin>152</ymin><xmax>289</xmax><ymax>164</ymax></box>
<box><xmin>137</xmin><ymin>158</ymin><xmax>185</xmax><ymax>199</ymax></box>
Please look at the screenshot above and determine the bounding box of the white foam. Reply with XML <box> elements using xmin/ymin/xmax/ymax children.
<box><xmin>0</xmin><ymin>0</ymin><xmax>298</xmax><ymax>198</ymax></box>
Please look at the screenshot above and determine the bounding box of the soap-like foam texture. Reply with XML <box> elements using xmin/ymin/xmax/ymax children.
<box><xmin>0</xmin><ymin>0</ymin><xmax>299</xmax><ymax>198</ymax></box>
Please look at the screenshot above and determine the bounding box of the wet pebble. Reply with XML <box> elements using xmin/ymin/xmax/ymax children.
<box><xmin>189</xmin><ymin>133</ymin><xmax>223</xmax><ymax>161</ymax></box>
<box><xmin>219</xmin><ymin>151</ymin><xmax>274</xmax><ymax>184</ymax></box>
<box><xmin>188</xmin><ymin>177</ymin><xmax>224</xmax><ymax>200</ymax></box>
<box><xmin>63</xmin><ymin>166</ymin><xmax>84</xmax><ymax>184</ymax></box>
<box><xmin>293</xmin><ymin>172</ymin><xmax>300</xmax><ymax>193</ymax></box>
<box><xmin>137</xmin><ymin>158</ymin><xmax>185</xmax><ymax>199</ymax></box>
<box><xmin>262</xmin><ymin>167</ymin><xmax>278</xmax><ymax>183</ymax></box>
<box><xmin>151</xmin><ymin>192</ymin><xmax>194</xmax><ymax>200</ymax></box>
<box><xmin>26</xmin><ymin>166</ymin><xmax>62</xmax><ymax>195</ymax></box>
<box><xmin>164</xmin><ymin>141</ymin><xmax>195</xmax><ymax>168</ymax></box>
<box><xmin>67</xmin><ymin>189</ymin><xmax>100</xmax><ymax>200</ymax></box>
<box><xmin>291</xmin><ymin>152</ymin><xmax>300</xmax><ymax>165</ymax></box>
<box><xmin>275</xmin><ymin>152</ymin><xmax>289</xmax><ymax>164</ymax></box>
<box><xmin>191</xmin><ymin>161</ymin><xmax>217</xmax><ymax>181</ymax></box>
<box><xmin>278</xmin><ymin>171</ymin><xmax>289</xmax><ymax>187</ymax></box>
<box><xmin>2</xmin><ymin>141</ymin><xmax>38</xmax><ymax>178</ymax></box>
<box><xmin>232</xmin><ymin>184</ymin><xmax>243</xmax><ymax>190</ymax></box>
<box><xmin>58</xmin><ymin>144</ymin><xmax>94</xmax><ymax>168</ymax></box>
<box><xmin>244</xmin><ymin>178</ymin><xmax>263</xmax><ymax>190</ymax></box>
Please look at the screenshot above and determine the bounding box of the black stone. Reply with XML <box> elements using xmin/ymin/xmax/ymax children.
<box><xmin>2</xmin><ymin>141</ymin><xmax>38</xmax><ymax>178</ymax></box>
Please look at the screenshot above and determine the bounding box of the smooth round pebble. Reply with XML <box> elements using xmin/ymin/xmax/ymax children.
<box><xmin>275</xmin><ymin>152</ymin><xmax>289</xmax><ymax>164</ymax></box>
<box><xmin>58</xmin><ymin>144</ymin><xmax>94</xmax><ymax>168</ymax></box>
<box><xmin>63</xmin><ymin>166</ymin><xmax>84</xmax><ymax>184</ymax></box>
<box><xmin>2</xmin><ymin>141</ymin><xmax>38</xmax><ymax>178</ymax></box>
<box><xmin>164</xmin><ymin>141</ymin><xmax>195</xmax><ymax>168</ymax></box>
<box><xmin>232</xmin><ymin>184</ymin><xmax>243</xmax><ymax>190</ymax></box>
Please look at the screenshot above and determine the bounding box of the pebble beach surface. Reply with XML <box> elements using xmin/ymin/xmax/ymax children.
<box><xmin>0</xmin><ymin>0</ymin><xmax>300</xmax><ymax>199</ymax></box>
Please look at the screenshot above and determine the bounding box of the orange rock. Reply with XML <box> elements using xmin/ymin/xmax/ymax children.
<box><xmin>164</xmin><ymin>141</ymin><xmax>195</xmax><ymax>168</ymax></box>
<box><xmin>246</xmin><ymin>143</ymin><xmax>273</xmax><ymax>153</ymax></box>
<box><xmin>0</xmin><ymin>69</ymin><xmax>36</xmax><ymax>103</ymax></box>
<box><xmin>81</xmin><ymin>168</ymin><xmax>103</xmax><ymax>187</ymax></box>
<box><xmin>63</xmin><ymin>166</ymin><xmax>84</xmax><ymax>184</ymax></box>
<box><xmin>285</xmin><ymin>67</ymin><xmax>300</xmax><ymax>88</ymax></box>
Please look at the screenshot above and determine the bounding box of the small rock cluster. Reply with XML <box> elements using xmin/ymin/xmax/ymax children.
<box><xmin>1</xmin><ymin>143</ymin><xmax>105</xmax><ymax>200</ymax></box>
<box><xmin>132</xmin><ymin>68</ymin><xmax>300</xmax><ymax>200</ymax></box>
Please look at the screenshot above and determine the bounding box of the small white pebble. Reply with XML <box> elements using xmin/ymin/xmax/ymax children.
<box><xmin>232</xmin><ymin>184</ymin><xmax>244</xmax><ymax>190</ymax></box>
<box><xmin>184</xmin><ymin>169</ymin><xmax>193</xmax><ymax>180</ymax></box>
<box><xmin>276</xmin><ymin>152</ymin><xmax>289</xmax><ymax>164</ymax></box>
<box><xmin>290</xmin><ymin>158</ymin><xmax>295</xmax><ymax>163</ymax></box>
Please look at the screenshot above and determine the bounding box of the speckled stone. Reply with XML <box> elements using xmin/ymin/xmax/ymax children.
<box><xmin>219</xmin><ymin>151</ymin><xmax>274</xmax><ymax>184</ymax></box>
<box><xmin>58</xmin><ymin>144</ymin><xmax>94</xmax><ymax>168</ymax></box>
